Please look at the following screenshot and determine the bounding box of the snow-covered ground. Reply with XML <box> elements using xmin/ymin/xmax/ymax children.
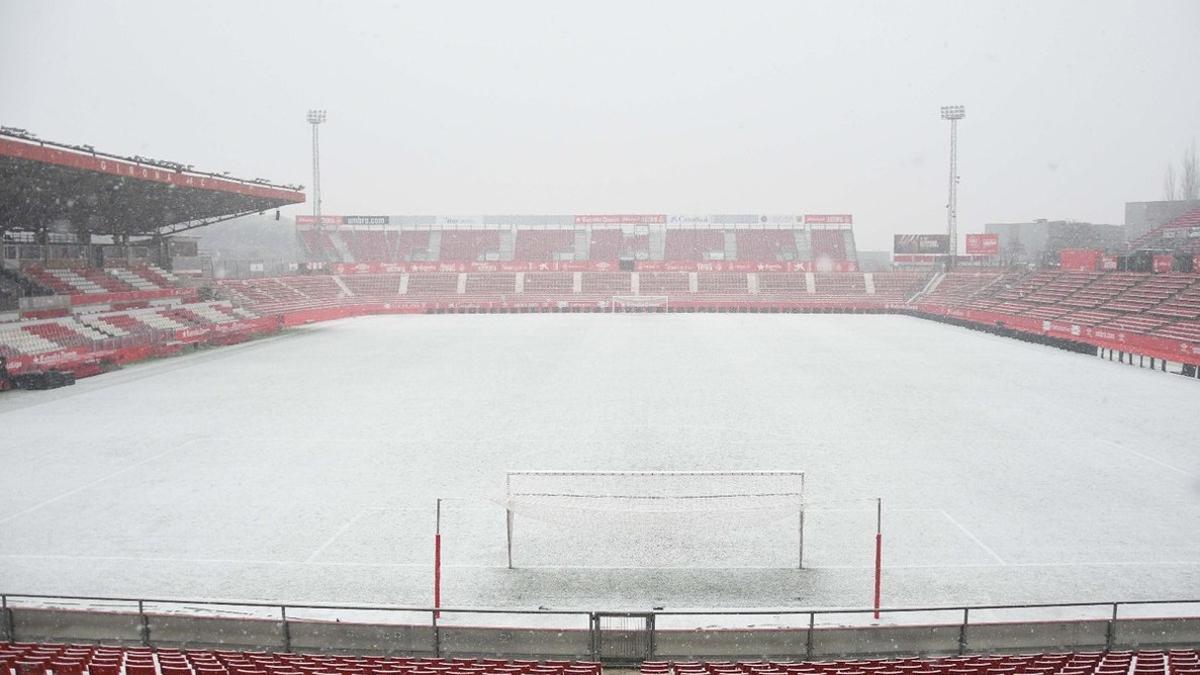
<box><xmin>1</xmin><ymin>314</ymin><xmax>1197</xmax><ymax>613</ymax></box>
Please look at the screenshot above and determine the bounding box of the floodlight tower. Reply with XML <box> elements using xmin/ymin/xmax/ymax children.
<box><xmin>306</xmin><ymin>109</ymin><xmax>327</xmax><ymax>227</ymax></box>
<box><xmin>940</xmin><ymin>105</ymin><xmax>965</xmax><ymax>267</ymax></box>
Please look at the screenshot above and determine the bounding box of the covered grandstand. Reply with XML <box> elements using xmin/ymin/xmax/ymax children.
<box><xmin>293</xmin><ymin>214</ymin><xmax>859</xmax><ymax>271</ymax></box>
<box><xmin>0</xmin><ymin>129</ymin><xmax>304</xmax><ymax>379</ymax></box>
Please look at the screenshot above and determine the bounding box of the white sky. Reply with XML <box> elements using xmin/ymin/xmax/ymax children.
<box><xmin>2</xmin><ymin>0</ymin><xmax>1198</xmax><ymax>250</ymax></box>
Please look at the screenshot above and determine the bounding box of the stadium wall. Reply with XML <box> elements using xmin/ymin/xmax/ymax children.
<box><xmin>2</xmin><ymin>598</ymin><xmax>1198</xmax><ymax>661</ymax></box>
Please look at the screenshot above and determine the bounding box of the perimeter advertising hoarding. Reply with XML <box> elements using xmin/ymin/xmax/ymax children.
<box><xmin>893</xmin><ymin>234</ymin><xmax>950</xmax><ymax>255</ymax></box>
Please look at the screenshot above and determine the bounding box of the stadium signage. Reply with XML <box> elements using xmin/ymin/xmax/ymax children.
<box><xmin>344</xmin><ymin>216</ymin><xmax>389</xmax><ymax>225</ymax></box>
<box><xmin>574</xmin><ymin>214</ymin><xmax>666</xmax><ymax>224</ymax></box>
<box><xmin>805</xmin><ymin>214</ymin><xmax>853</xmax><ymax>224</ymax></box>
<box><xmin>1161</xmin><ymin>226</ymin><xmax>1200</xmax><ymax>239</ymax></box>
<box><xmin>296</xmin><ymin>215</ymin><xmax>389</xmax><ymax>226</ymax></box>
<box><xmin>295</xmin><ymin>215</ymin><xmax>342</xmax><ymax>226</ymax></box>
<box><xmin>894</xmin><ymin>234</ymin><xmax>950</xmax><ymax>255</ymax></box>
<box><xmin>964</xmin><ymin>233</ymin><xmax>999</xmax><ymax>255</ymax></box>
<box><xmin>761</xmin><ymin>214</ymin><xmax>801</xmax><ymax>224</ymax></box>
<box><xmin>439</xmin><ymin>215</ymin><xmax>483</xmax><ymax>226</ymax></box>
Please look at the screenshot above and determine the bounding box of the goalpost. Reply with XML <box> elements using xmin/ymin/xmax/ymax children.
<box><xmin>611</xmin><ymin>295</ymin><xmax>669</xmax><ymax>312</ymax></box>
<box><xmin>503</xmin><ymin>470</ymin><xmax>807</xmax><ymax>568</ymax></box>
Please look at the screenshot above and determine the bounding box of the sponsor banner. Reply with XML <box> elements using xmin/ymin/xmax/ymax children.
<box><xmin>438</xmin><ymin>215</ymin><xmax>483</xmax><ymax>226</ymax></box>
<box><xmin>332</xmin><ymin>261</ymin><xmax>621</xmax><ymax>274</ymax></box>
<box><xmin>295</xmin><ymin>215</ymin><xmax>342</xmax><ymax>226</ymax></box>
<box><xmin>1194</xmin><ymin>255</ymin><xmax>1200</xmax><ymax>271</ymax></box>
<box><xmin>805</xmin><ymin>214</ymin><xmax>853</xmax><ymax>224</ymax></box>
<box><xmin>893</xmin><ymin>254</ymin><xmax>946</xmax><ymax>264</ymax></box>
<box><xmin>894</xmin><ymin>234</ymin><xmax>950</xmax><ymax>255</ymax></box>
<box><xmin>668</xmin><ymin>215</ymin><xmax>712</xmax><ymax>225</ymax></box>
<box><xmin>1101</xmin><ymin>255</ymin><xmax>1119</xmax><ymax>271</ymax></box>
<box><xmin>296</xmin><ymin>215</ymin><xmax>390</xmax><ymax>226</ymax></box>
<box><xmin>965</xmin><ymin>233</ymin><xmax>1000</xmax><ymax>255</ymax></box>
<box><xmin>1152</xmin><ymin>254</ymin><xmax>1175</xmax><ymax>273</ymax></box>
<box><xmin>574</xmin><ymin>214</ymin><xmax>666</xmax><ymax>225</ymax></box>
<box><xmin>1059</xmin><ymin>249</ymin><xmax>1102</xmax><ymax>272</ymax></box>
<box><xmin>760</xmin><ymin>214</ymin><xmax>802</xmax><ymax>225</ymax></box>
<box><xmin>332</xmin><ymin>260</ymin><xmax>857</xmax><ymax>274</ymax></box>
<box><xmin>344</xmin><ymin>215</ymin><xmax>389</xmax><ymax>226</ymax></box>
<box><xmin>173</xmin><ymin>317</ymin><xmax>279</xmax><ymax>344</ymax></box>
<box><xmin>633</xmin><ymin>260</ymin><xmax>855</xmax><ymax>272</ymax></box>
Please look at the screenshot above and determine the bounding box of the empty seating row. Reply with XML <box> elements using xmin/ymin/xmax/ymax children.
<box><xmin>17</xmin><ymin>265</ymin><xmax>178</xmax><ymax>296</ymax></box>
<box><xmin>0</xmin><ymin>644</ymin><xmax>600</xmax><ymax>675</ymax></box>
<box><xmin>294</xmin><ymin>228</ymin><xmax>853</xmax><ymax>264</ymax></box>
<box><xmin>926</xmin><ymin>270</ymin><xmax>1200</xmax><ymax>346</ymax></box>
<box><xmin>0</xmin><ymin>302</ymin><xmax>258</xmax><ymax>358</ymax></box>
<box><xmin>215</xmin><ymin>272</ymin><xmax>942</xmax><ymax>315</ymax></box>
<box><xmin>642</xmin><ymin>650</ymin><xmax>1199</xmax><ymax>675</ymax></box>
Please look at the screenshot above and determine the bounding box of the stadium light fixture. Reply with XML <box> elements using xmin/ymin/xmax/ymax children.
<box><xmin>940</xmin><ymin>105</ymin><xmax>965</xmax><ymax>120</ymax></box>
<box><xmin>306</xmin><ymin>110</ymin><xmax>327</xmax><ymax>226</ymax></box>
<box><xmin>940</xmin><ymin>105</ymin><xmax>965</xmax><ymax>267</ymax></box>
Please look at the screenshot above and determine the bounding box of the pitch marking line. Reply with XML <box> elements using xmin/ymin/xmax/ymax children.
<box><xmin>939</xmin><ymin>509</ymin><xmax>1006</xmax><ymax>565</ymax></box>
<box><xmin>303</xmin><ymin>505</ymin><xmax>495</xmax><ymax>563</ymax></box>
<box><xmin>305</xmin><ymin>509</ymin><xmax>376</xmax><ymax>563</ymax></box>
<box><xmin>0</xmin><ymin>437</ymin><xmax>204</xmax><ymax>526</ymax></box>
<box><xmin>1100</xmin><ymin>439</ymin><xmax>1196</xmax><ymax>478</ymax></box>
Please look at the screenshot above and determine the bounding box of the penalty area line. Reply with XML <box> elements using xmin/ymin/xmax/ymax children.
<box><xmin>0</xmin><ymin>438</ymin><xmax>204</xmax><ymax>526</ymax></box>
<box><xmin>939</xmin><ymin>509</ymin><xmax>1006</xmax><ymax>564</ymax></box>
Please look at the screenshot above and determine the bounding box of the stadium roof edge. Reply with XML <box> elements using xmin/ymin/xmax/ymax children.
<box><xmin>0</xmin><ymin>131</ymin><xmax>305</xmax><ymax>203</ymax></box>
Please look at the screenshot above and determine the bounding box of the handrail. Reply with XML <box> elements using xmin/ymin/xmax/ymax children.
<box><xmin>2</xmin><ymin>591</ymin><xmax>1197</xmax><ymax>617</ymax></box>
<box><xmin>3</xmin><ymin>592</ymin><xmax>1198</xmax><ymax>662</ymax></box>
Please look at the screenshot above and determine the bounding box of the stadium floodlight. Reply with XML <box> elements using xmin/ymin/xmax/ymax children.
<box><xmin>940</xmin><ymin>105</ymin><xmax>965</xmax><ymax>120</ymax></box>
<box><xmin>306</xmin><ymin>109</ymin><xmax>327</xmax><ymax>227</ymax></box>
<box><xmin>940</xmin><ymin>105</ymin><xmax>965</xmax><ymax>267</ymax></box>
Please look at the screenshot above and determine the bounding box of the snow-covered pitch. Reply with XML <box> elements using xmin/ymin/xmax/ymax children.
<box><xmin>1</xmin><ymin>314</ymin><xmax>1197</xmax><ymax>611</ymax></box>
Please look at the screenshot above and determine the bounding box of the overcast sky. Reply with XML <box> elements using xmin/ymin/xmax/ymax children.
<box><xmin>2</xmin><ymin>0</ymin><xmax>1198</xmax><ymax>250</ymax></box>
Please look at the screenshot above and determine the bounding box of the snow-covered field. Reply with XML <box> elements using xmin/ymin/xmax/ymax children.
<box><xmin>1</xmin><ymin>314</ymin><xmax>1198</xmax><ymax>613</ymax></box>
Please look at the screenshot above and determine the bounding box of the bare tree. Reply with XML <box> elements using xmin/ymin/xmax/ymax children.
<box><xmin>1181</xmin><ymin>141</ymin><xmax>1199</xmax><ymax>200</ymax></box>
<box><xmin>1163</xmin><ymin>163</ymin><xmax>1178</xmax><ymax>201</ymax></box>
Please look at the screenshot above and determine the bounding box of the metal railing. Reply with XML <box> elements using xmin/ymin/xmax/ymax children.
<box><xmin>2</xmin><ymin>593</ymin><xmax>1198</xmax><ymax>662</ymax></box>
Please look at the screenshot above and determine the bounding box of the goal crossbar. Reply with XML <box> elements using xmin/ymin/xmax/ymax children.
<box><xmin>503</xmin><ymin>470</ymin><xmax>807</xmax><ymax>568</ymax></box>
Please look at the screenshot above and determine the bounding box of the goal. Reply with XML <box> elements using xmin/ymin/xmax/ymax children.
<box><xmin>611</xmin><ymin>295</ymin><xmax>669</xmax><ymax>312</ymax></box>
<box><xmin>503</xmin><ymin>470</ymin><xmax>806</xmax><ymax>568</ymax></box>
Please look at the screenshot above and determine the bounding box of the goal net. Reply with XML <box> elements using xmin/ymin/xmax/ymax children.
<box><xmin>503</xmin><ymin>470</ymin><xmax>806</xmax><ymax>568</ymax></box>
<box><xmin>611</xmin><ymin>295</ymin><xmax>669</xmax><ymax>312</ymax></box>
